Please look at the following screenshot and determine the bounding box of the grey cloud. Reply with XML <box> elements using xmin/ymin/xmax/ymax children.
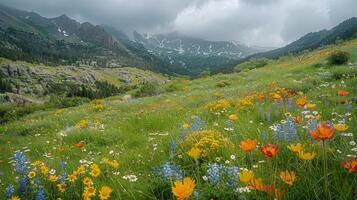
<box><xmin>0</xmin><ymin>0</ymin><xmax>356</xmax><ymax>47</ymax></box>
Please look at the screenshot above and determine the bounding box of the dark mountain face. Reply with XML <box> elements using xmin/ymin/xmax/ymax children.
<box><xmin>0</xmin><ymin>4</ymin><xmax>168</xmax><ymax>73</ymax></box>
<box><xmin>248</xmin><ymin>17</ymin><xmax>357</xmax><ymax>60</ymax></box>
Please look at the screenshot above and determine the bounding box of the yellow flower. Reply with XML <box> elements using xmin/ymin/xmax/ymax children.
<box><xmin>287</xmin><ymin>143</ymin><xmax>304</xmax><ymax>153</ymax></box>
<box><xmin>77</xmin><ymin>165</ymin><xmax>86</xmax><ymax>175</ymax></box>
<box><xmin>67</xmin><ymin>174</ymin><xmax>77</xmax><ymax>182</ymax></box>
<box><xmin>57</xmin><ymin>183</ymin><xmax>66</xmax><ymax>192</ymax></box>
<box><xmin>239</xmin><ymin>170</ymin><xmax>254</xmax><ymax>184</ymax></box>
<box><xmin>90</xmin><ymin>168</ymin><xmax>101</xmax><ymax>178</ymax></box>
<box><xmin>228</xmin><ymin>114</ymin><xmax>238</xmax><ymax>121</ymax></box>
<box><xmin>28</xmin><ymin>171</ymin><xmax>36</xmax><ymax>179</ymax></box>
<box><xmin>306</xmin><ymin>103</ymin><xmax>316</xmax><ymax>109</ymax></box>
<box><xmin>84</xmin><ymin>186</ymin><xmax>96</xmax><ymax>198</ymax></box>
<box><xmin>83</xmin><ymin>177</ymin><xmax>93</xmax><ymax>186</ymax></box>
<box><xmin>172</xmin><ymin>177</ymin><xmax>196</xmax><ymax>200</ymax></box>
<box><xmin>297</xmin><ymin>151</ymin><xmax>316</xmax><ymax>161</ymax></box>
<box><xmin>40</xmin><ymin>166</ymin><xmax>49</xmax><ymax>175</ymax></box>
<box><xmin>187</xmin><ymin>147</ymin><xmax>201</xmax><ymax>159</ymax></box>
<box><xmin>10</xmin><ymin>196</ymin><xmax>20</xmax><ymax>200</ymax></box>
<box><xmin>48</xmin><ymin>175</ymin><xmax>58</xmax><ymax>182</ymax></box>
<box><xmin>32</xmin><ymin>160</ymin><xmax>43</xmax><ymax>167</ymax></box>
<box><xmin>333</xmin><ymin>124</ymin><xmax>349</xmax><ymax>132</ymax></box>
<box><xmin>182</xmin><ymin>123</ymin><xmax>190</xmax><ymax>129</ymax></box>
<box><xmin>99</xmin><ymin>186</ymin><xmax>113</xmax><ymax>200</ymax></box>
<box><xmin>280</xmin><ymin>170</ymin><xmax>297</xmax><ymax>186</ymax></box>
<box><xmin>110</xmin><ymin>161</ymin><xmax>120</xmax><ymax>169</ymax></box>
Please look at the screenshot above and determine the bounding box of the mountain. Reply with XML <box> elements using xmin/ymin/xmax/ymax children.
<box><xmin>248</xmin><ymin>17</ymin><xmax>357</xmax><ymax>60</ymax></box>
<box><xmin>0</xmin><ymin>4</ymin><xmax>169</xmax><ymax>73</ymax></box>
<box><xmin>133</xmin><ymin>31</ymin><xmax>267</xmax><ymax>75</ymax></box>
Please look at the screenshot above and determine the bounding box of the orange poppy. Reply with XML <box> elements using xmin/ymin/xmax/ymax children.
<box><xmin>341</xmin><ymin>159</ymin><xmax>357</xmax><ymax>173</ymax></box>
<box><xmin>309</xmin><ymin>122</ymin><xmax>334</xmax><ymax>141</ymax></box>
<box><xmin>260</xmin><ymin>144</ymin><xmax>279</xmax><ymax>158</ymax></box>
<box><xmin>296</xmin><ymin>98</ymin><xmax>307</xmax><ymax>106</ymax></box>
<box><xmin>75</xmin><ymin>141</ymin><xmax>85</xmax><ymax>149</ymax></box>
<box><xmin>239</xmin><ymin>139</ymin><xmax>257</xmax><ymax>152</ymax></box>
<box><xmin>337</xmin><ymin>90</ymin><xmax>349</xmax><ymax>96</ymax></box>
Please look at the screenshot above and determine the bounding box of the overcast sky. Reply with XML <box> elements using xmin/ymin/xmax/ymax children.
<box><xmin>1</xmin><ymin>0</ymin><xmax>356</xmax><ymax>47</ymax></box>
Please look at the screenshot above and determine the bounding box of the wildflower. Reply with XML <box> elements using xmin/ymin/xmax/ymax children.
<box><xmin>338</xmin><ymin>90</ymin><xmax>349</xmax><ymax>96</ymax></box>
<box><xmin>57</xmin><ymin>183</ymin><xmax>66</xmax><ymax>192</ymax></box>
<box><xmin>28</xmin><ymin>171</ymin><xmax>36</xmax><ymax>179</ymax></box>
<box><xmin>297</xmin><ymin>151</ymin><xmax>316</xmax><ymax>161</ymax></box>
<box><xmin>68</xmin><ymin>174</ymin><xmax>77</xmax><ymax>182</ymax></box>
<box><xmin>90</xmin><ymin>164</ymin><xmax>101</xmax><ymax>177</ymax></box>
<box><xmin>83</xmin><ymin>177</ymin><xmax>93</xmax><ymax>186</ymax></box>
<box><xmin>153</xmin><ymin>162</ymin><xmax>183</xmax><ymax>181</ymax></box>
<box><xmin>48</xmin><ymin>175</ymin><xmax>58</xmax><ymax>182</ymax></box>
<box><xmin>77</xmin><ymin>165</ymin><xmax>86</xmax><ymax>174</ymax></box>
<box><xmin>40</xmin><ymin>166</ymin><xmax>49</xmax><ymax>175</ymax></box>
<box><xmin>172</xmin><ymin>177</ymin><xmax>196</xmax><ymax>200</ymax></box>
<box><xmin>260</xmin><ymin>144</ymin><xmax>279</xmax><ymax>158</ymax></box>
<box><xmin>99</xmin><ymin>186</ymin><xmax>113</xmax><ymax>200</ymax></box>
<box><xmin>84</xmin><ymin>186</ymin><xmax>96</xmax><ymax>198</ymax></box>
<box><xmin>206</xmin><ymin>163</ymin><xmax>222</xmax><ymax>184</ymax></box>
<box><xmin>296</xmin><ymin>98</ymin><xmax>308</xmax><ymax>106</ymax></box>
<box><xmin>280</xmin><ymin>170</ymin><xmax>297</xmax><ymax>186</ymax></box>
<box><xmin>182</xmin><ymin>123</ymin><xmax>190</xmax><ymax>129</ymax></box>
<box><xmin>10</xmin><ymin>196</ymin><xmax>20</xmax><ymax>200</ymax></box>
<box><xmin>239</xmin><ymin>139</ymin><xmax>257</xmax><ymax>152</ymax></box>
<box><xmin>32</xmin><ymin>160</ymin><xmax>43</xmax><ymax>167</ymax></box>
<box><xmin>309</xmin><ymin>122</ymin><xmax>334</xmax><ymax>141</ymax></box>
<box><xmin>306</xmin><ymin>103</ymin><xmax>316</xmax><ymax>109</ymax></box>
<box><xmin>248</xmin><ymin>178</ymin><xmax>265</xmax><ymax>191</ymax></box>
<box><xmin>187</xmin><ymin>147</ymin><xmax>201</xmax><ymax>159</ymax></box>
<box><xmin>341</xmin><ymin>159</ymin><xmax>357</xmax><ymax>173</ymax></box>
<box><xmin>228</xmin><ymin>114</ymin><xmax>238</xmax><ymax>121</ymax></box>
<box><xmin>239</xmin><ymin>170</ymin><xmax>254</xmax><ymax>183</ymax></box>
<box><xmin>75</xmin><ymin>140</ymin><xmax>85</xmax><ymax>149</ymax></box>
<box><xmin>287</xmin><ymin>143</ymin><xmax>304</xmax><ymax>153</ymax></box>
<box><xmin>333</xmin><ymin>123</ymin><xmax>349</xmax><ymax>132</ymax></box>
<box><xmin>5</xmin><ymin>185</ymin><xmax>15</xmax><ymax>199</ymax></box>
<box><xmin>273</xmin><ymin>93</ymin><xmax>282</xmax><ymax>101</ymax></box>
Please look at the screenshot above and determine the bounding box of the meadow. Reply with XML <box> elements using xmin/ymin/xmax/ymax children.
<box><xmin>1</xmin><ymin>39</ymin><xmax>357</xmax><ymax>200</ymax></box>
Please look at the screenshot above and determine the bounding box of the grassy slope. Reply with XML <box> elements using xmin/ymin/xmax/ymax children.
<box><xmin>0</xmin><ymin>40</ymin><xmax>357</xmax><ymax>199</ymax></box>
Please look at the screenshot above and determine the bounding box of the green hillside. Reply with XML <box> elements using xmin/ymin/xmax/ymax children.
<box><xmin>1</xmin><ymin>39</ymin><xmax>357</xmax><ymax>199</ymax></box>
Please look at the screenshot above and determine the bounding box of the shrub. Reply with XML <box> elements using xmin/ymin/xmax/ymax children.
<box><xmin>216</xmin><ymin>80</ymin><xmax>230</xmax><ymax>88</ymax></box>
<box><xmin>49</xmin><ymin>95</ymin><xmax>90</xmax><ymax>108</ymax></box>
<box><xmin>133</xmin><ymin>83</ymin><xmax>160</xmax><ymax>98</ymax></box>
<box><xmin>328</xmin><ymin>50</ymin><xmax>350</xmax><ymax>65</ymax></box>
<box><xmin>234</xmin><ymin>58</ymin><xmax>269</xmax><ymax>72</ymax></box>
<box><xmin>164</xmin><ymin>81</ymin><xmax>183</xmax><ymax>92</ymax></box>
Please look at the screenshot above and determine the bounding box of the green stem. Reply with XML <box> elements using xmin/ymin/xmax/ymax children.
<box><xmin>323</xmin><ymin>141</ymin><xmax>331</xmax><ymax>200</ymax></box>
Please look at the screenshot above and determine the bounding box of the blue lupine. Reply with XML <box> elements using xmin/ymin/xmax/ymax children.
<box><xmin>226</xmin><ymin>166</ymin><xmax>239</xmax><ymax>188</ymax></box>
<box><xmin>190</xmin><ymin>116</ymin><xmax>206</xmax><ymax>131</ymax></box>
<box><xmin>35</xmin><ymin>187</ymin><xmax>46</xmax><ymax>200</ymax></box>
<box><xmin>58</xmin><ymin>161</ymin><xmax>67</xmax><ymax>183</ymax></box>
<box><xmin>153</xmin><ymin>162</ymin><xmax>183</xmax><ymax>181</ymax></box>
<box><xmin>5</xmin><ymin>185</ymin><xmax>15</xmax><ymax>199</ymax></box>
<box><xmin>207</xmin><ymin>163</ymin><xmax>222</xmax><ymax>185</ymax></box>
<box><xmin>273</xmin><ymin>116</ymin><xmax>298</xmax><ymax>142</ymax></box>
<box><xmin>18</xmin><ymin>177</ymin><xmax>30</xmax><ymax>195</ymax></box>
<box><xmin>13</xmin><ymin>150</ymin><xmax>29</xmax><ymax>175</ymax></box>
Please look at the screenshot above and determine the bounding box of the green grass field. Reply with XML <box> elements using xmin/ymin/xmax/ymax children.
<box><xmin>1</xmin><ymin>40</ymin><xmax>357</xmax><ymax>200</ymax></box>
